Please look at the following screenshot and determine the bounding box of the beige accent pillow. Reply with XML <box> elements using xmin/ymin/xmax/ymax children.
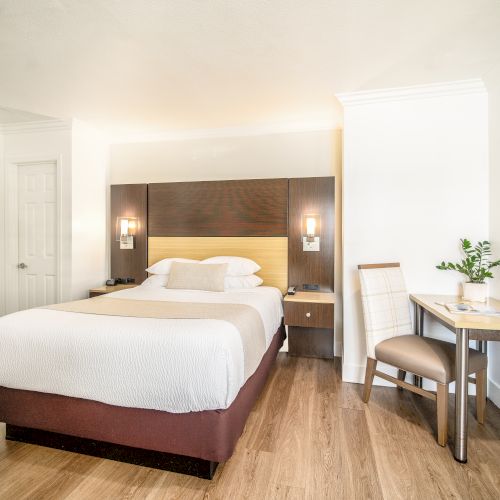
<box><xmin>166</xmin><ymin>262</ymin><xmax>228</xmax><ymax>292</ymax></box>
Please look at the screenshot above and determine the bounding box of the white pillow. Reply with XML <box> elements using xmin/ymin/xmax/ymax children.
<box><xmin>140</xmin><ymin>274</ymin><xmax>168</xmax><ymax>288</ymax></box>
<box><xmin>146</xmin><ymin>258</ymin><xmax>199</xmax><ymax>275</ymax></box>
<box><xmin>201</xmin><ymin>256</ymin><xmax>261</xmax><ymax>276</ymax></box>
<box><xmin>140</xmin><ymin>271</ymin><xmax>263</xmax><ymax>290</ymax></box>
<box><xmin>166</xmin><ymin>262</ymin><xmax>228</xmax><ymax>292</ymax></box>
<box><xmin>224</xmin><ymin>274</ymin><xmax>263</xmax><ymax>290</ymax></box>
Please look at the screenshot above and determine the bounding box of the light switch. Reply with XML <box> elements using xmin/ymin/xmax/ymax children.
<box><xmin>303</xmin><ymin>236</ymin><xmax>320</xmax><ymax>251</ymax></box>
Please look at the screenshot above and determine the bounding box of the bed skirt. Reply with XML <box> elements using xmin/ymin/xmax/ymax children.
<box><xmin>0</xmin><ymin>324</ymin><xmax>286</xmax><ymax>467</ymax></box>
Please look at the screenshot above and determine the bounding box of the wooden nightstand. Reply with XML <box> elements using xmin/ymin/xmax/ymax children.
<box><xmin>284</xmin><ymin>291</ymin><xmax>335</xmax><ymax>359</ymax></box>
<box><xmin>89</xmin><ymin>284</ymin><xmax>137</xmax><ymax>298</ymax></box>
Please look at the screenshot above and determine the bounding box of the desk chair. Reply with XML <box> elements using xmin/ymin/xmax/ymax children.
<box><xmin>359</xmin><ymin>263</ymin><xmax>487</xmax><ymax>446</ymax></box>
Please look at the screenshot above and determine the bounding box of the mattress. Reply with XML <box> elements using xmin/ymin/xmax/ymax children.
<box><xmin>0</xmin><ymin>286</ymin><xmax>283</xmax><ymax>413</ymax></box>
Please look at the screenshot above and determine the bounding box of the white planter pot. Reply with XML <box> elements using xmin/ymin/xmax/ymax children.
<box><xmin>462</xmin><ymin>282</ymin><xmax>488</xmax><ymax>302</ymax></box>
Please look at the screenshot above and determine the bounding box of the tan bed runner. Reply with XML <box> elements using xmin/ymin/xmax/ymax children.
<box><xmin>45</xmin><ymin>297</ymin><xmax>266</xmax><ymax>380</ymax></box>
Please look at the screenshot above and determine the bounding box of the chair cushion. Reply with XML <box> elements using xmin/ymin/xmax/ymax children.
<box><xmin>375</xmin><ymin>335</ymin><xmax>487</xmax><ymax>384</ymax></box>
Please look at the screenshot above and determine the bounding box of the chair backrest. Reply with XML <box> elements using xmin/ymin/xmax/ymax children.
<box><xmin>358</xmin><ymin>263</ymin><xmax>413</xmax><ymax>359</ymax></box>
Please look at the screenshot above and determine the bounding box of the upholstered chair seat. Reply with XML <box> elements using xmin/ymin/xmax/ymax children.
<box><xmin>375</xmin><ymin>335</ymin><xmax>487</xmax><ymax>385</ymax></box>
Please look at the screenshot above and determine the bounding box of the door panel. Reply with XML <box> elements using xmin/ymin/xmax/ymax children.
<box><xmin>17</xmin><ymin>162</ymin><xmax>58</xmax><ymax>309</ymax></box>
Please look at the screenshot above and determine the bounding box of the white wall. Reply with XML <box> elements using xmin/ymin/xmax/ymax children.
<box><xmin>0</xmin><ymin>132</ymin><xmax>5</xmax><ymax>315</ymax></box>
<box><xmin>111</xmin><ymin>129</ymin><xmax>343</xmax><ymax>353</ymax></box>
<box><xmin>487</xmin><ymin>66</ymin><xmax>500</xmax><ymax>407</ymax></box>
<box><xmin>0</xmin><ymin>121</ymin><xmax>109</xmax><ymax>312</ymax></box>
<box><xmin>0</xmin><ymin>125</ymin><xmax>73</xmax><ymax>307</ymax></box>
<box><xmin>110</xmin><ymin>130</ymin><xmax>340</xmax><ymax>184</ymax></box>
<box><xmin>339</xmin><ymin>81</ymin><xmax>490</xmax><ymax>393</ymax></box>
<box><xmin>71</xmin><ymin>119</ymin><xmax>109</xmax><ymax>299</ymax></box>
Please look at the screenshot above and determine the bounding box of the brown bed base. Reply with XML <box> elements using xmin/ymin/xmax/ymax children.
<box><xmin>0</xmin><ymin>325</ymin><xmax>286</xmax><ymax>480</ymax></box>
<box><xmin>5</xmin><ymin>424</ymin><xmax>220</xmax><ymax>479</ymax></box>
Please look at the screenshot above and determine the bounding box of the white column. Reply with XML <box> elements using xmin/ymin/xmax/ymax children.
<box><xmin>337</xmin><ymin>80</ymin><xmax>489</xmax><ymax>385</ymax></box>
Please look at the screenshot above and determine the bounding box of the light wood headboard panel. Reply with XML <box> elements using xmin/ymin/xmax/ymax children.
<box><xmin>148</xmin><ymin>237</ymin><xmax>288</xmax><ymax>293</ymax></box>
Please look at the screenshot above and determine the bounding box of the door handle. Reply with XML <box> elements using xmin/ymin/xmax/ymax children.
<box><xmin>17</xmin><ymin>263</ymin><xmax>28</xmax><ymax>269</ymax></box>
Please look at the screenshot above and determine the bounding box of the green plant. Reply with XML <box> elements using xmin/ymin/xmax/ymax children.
<box><xmin>437</xmin><ymin>239</ymin><xmax>500</xmax><ymax>283</ymax></box>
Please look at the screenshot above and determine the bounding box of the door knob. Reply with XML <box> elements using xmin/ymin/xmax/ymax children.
<box><xmin>306</xmin><ymin>312</ymin><xmax>311</xmax><ymax>318</ymax></box>
<box><xmin>17</xmin><ymin>263</ymin><xmax>28</xmax><ymax>269</ymax></box>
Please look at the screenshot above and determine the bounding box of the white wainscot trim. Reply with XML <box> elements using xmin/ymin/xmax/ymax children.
<box><xmin>342</xmin><ymin>361</ymin><xmax>483</xmax><ymax>396</ymax></box>
<box><xmin>488</xmin><ymin>378</ymin><xmax>500</xmax><ymax>409</ymax></box>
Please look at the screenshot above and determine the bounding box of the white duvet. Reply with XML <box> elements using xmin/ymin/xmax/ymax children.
<box><xmin>0</xmin><ymin>286</ymin><xmax>283</xmax><ymax>413</ymax></box>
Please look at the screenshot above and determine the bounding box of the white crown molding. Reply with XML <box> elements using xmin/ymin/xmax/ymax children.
<box><xmin>336</xmin><ymin>79</ymin><xmax>486</xmax><ymax>107</ymax></box>
<box><xmin>0</xmin><ymin>119</ymin><xmax>72</xmax><ymax>135</ymax></box>
<box><xmin>0</xmin><ymin>117</ymin><xmax>339</xmax><ymax>143</ymax></box>
<box><xmin>110</xmin><ymin>119</ymin><xmax>339</xmax><ymax>144</ymax></box>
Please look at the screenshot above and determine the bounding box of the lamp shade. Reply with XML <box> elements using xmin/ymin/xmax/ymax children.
<box><xmin>116</xmin><ymin>217</ymin><xmax>137</xmax><ymax>241</ymax></box>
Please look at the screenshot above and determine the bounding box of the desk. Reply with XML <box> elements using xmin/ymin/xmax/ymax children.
<box><xmin>410</xmin><ymin>294</ymin><xmax>500</xmax><ymax>463</ymax></box>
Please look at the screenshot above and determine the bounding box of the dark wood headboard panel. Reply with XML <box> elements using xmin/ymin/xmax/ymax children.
<box><xmin>110</xmin><ymin>177</ymin><xmax>335</xmax><ymax>293</ymax></box>
<box><xmin>110</xmin><ymin>184</ymin><xmax>148</xmax><ymax>284</ymax></box>
<box><xmin>288</xmin><ymin>177</ymin><xmax>335</xmax><ymax>292</ymax></box>
<box><xmin>148</xmin><ymin>179</ymin><xmax>288</xmax><ymax>237</ymax></box>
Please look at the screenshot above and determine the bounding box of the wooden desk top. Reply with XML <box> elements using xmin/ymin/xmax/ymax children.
<box><xmin>284</xmin><ymin>291</ymin><xmax>336</xmax><ymax>304</ymax></box>
<box><xmin>410</xmin><ymin>294</ymin><xmax>500</xmax><ymax>331</ymax></box>
<box><xmin>89</xmin><ymin>284</ymin><xmax>137</xmax><ymax>294</ymax></box>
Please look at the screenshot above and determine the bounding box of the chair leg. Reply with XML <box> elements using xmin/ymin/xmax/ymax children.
<box><xmin>476</xmin><ymin>369</ymin><xmax>487</xmax><ymax>424</ymax></box>
<box><xmin>436</xmin><ymin>383</ymin><xmax>448</xmax><ymax>447</ymax></box>
<box><xmin>363</xmin><ymin>358</ymin><xmax>377</xmax><ymax>403</ymax></box>
<box><xmin>397</xmin><ymin>369</ymin><xmax>406</xmax><ymax>389</ymax></box>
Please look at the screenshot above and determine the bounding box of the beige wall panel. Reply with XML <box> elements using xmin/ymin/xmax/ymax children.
<box><xmin>149</xmin><ymin>236</ymin><xmax>288</xmax><ymax>294</ymax></box>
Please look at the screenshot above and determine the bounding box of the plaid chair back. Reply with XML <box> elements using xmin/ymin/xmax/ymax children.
<box><xmin>358</xmin><ymin>265</ymin><xmax>413</xmax><ymax>358</ymax></box>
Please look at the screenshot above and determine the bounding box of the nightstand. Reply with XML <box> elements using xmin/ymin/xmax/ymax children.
<box><xmin>284</xmin><ymin>291</ymin><xmax>335</xmax><ymax>359</ymax></box>
<box><xmin>89</xmin><ymin>284</ymin><xmax>137</xmax><ymax>298</ymax></box>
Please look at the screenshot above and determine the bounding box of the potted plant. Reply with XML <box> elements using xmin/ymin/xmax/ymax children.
<box><xmin>437</xmin><ymin>238</ymin><xmax>500</xmax><ymax>302</ymax></box>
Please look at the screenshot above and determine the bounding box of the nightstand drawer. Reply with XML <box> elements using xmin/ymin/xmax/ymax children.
<box><xmin>284</xmin><ymin>301</ymin><xmax>334</xmax><ymax>329</ymax></box>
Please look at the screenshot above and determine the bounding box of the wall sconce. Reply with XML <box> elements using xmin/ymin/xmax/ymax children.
<box><xmin>303</xmin><ymin>214</ymin><xmax>320</xmax><ymax>251</ymax></box>
<box><xmin>116</xmin><ymin>217</ymin><xmax>137</xmax><ymax>250</ymax></box>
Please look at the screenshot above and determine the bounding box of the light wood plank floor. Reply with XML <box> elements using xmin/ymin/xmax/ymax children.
<box><xmin>0</xmin><ymin>355</ymin><xmax>499</xmax><ymax>499</ymax></box>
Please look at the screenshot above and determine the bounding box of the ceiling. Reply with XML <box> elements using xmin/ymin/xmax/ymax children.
<box><xmin>0</xmin><ymin>0</ymin><xmax>499</xmax><ymax>140</ymax></box>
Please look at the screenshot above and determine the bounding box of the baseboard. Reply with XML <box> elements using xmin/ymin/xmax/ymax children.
<box><xmin>279</xmin><ymin>336</ymin><xmax>289</xmax><ymax>352</ymax></box>
<box><xmin>342</xmin><ymin>362</ymin><xmax>400</xmax><ymax>387</ymax></box>
<box><xmin>341</xmin><ymin>362</ymin><xmax>365</xmax><ymax>384</ymax></box>
<box><xmin>488</xmin><ymin>378</ymin><xmax>500</xmax><ymax>408</ymax></box>
<box><xmin>334</xmin><ymin>340</ymin><xmax>342</xmax><ymax>357</ymax></box>
<box><xmin>341</xmin><ymin>361</ymin><xmax>485</xmax><ymax>396</ymax></box>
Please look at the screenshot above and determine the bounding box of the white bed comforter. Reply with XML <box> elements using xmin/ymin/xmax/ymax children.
<box><xmin>0</xmin><ymin>286</ymin><xmax>283</xmax><ymax>413</ymax></box>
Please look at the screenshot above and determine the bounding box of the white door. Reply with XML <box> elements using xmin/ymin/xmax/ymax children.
<box><xmin>16</xmin><ymin>162</ymin><xmax>58</xmax><ymax>310</ymax></box>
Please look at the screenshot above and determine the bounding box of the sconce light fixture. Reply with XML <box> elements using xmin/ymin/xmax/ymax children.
<box><xmin>303</xmin><ymin>214</ymin><xmax>320</xmax><ymax>251</ymax></box>
<box><xmin>116</xmin><ymin>217</ymin><xmax>137</xmax><ymax>250</ymax></box>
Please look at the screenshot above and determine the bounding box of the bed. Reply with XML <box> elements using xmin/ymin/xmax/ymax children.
<box><xmin>0</xmin><ymin>283</ymin><xmax>285</xmax><ymax>478</ymax></box>
<box><xmin>0</xmin><ymin>178</ymin><xmax>295</xmax><ymax>478</ymax></box>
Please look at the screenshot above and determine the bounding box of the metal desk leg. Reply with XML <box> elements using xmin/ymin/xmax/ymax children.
<box><xmin>455</xmin><ymin>328</ymin><xmax>469</xmax><ymax>463</ymax></box>
<box><xmin>476</xmin><ymin>340</ymin><xmax>487</xmax><ymax>355</ymax></box>
<box><xmin>414</xmin><ymin>303</ymin><xmax>424</xmax><ymax>388</ymax></box>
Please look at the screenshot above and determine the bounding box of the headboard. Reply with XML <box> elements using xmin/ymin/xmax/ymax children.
<box><xmin>147</xmin><ymin>179</ymin><xmax>288</xmax><ymax>292</ymax></box>
<box><xmin>110</xmin><ymin>177</ymin><xmax>335</xmax><ymax>295</ymax></box>
<box><xmin>148</xmin><ymin>179</ymin><xmax>288</xmax><ymax>237</ymax></box>
<box><xmin>110</xmin><ymin>184</ymin><xmax>148</xmax><ymax>284</ymax></box>
<box><xmin>149</xmin><ymin>237</ymin><xmax>287</xmax><ymax>292</ymax></box>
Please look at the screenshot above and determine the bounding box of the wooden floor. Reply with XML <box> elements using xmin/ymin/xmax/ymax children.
<box><xmin>1</xmin><ymin>355</ymin><xmax>500</xmax><ymax>499</ymax></box>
